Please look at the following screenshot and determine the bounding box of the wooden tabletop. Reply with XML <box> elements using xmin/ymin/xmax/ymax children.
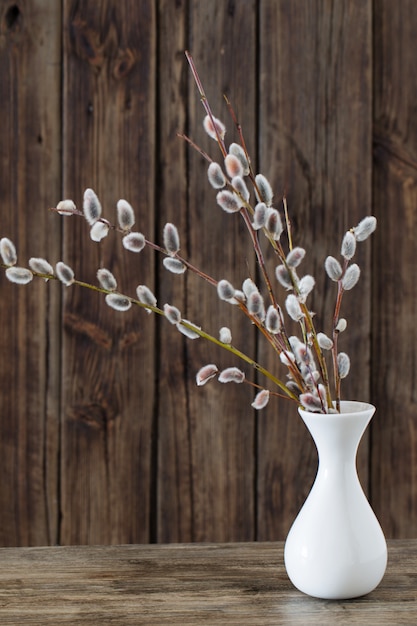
<box><xmin>0</xmin><ymin>539</ymin><xmax>415</xmax><ymax>625</ymax></box>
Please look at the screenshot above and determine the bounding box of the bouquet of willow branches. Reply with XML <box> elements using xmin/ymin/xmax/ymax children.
<box><xmin>0</xmin><ymin>52</ymin><xmax>376</xmax><ymax>414</ymax></box>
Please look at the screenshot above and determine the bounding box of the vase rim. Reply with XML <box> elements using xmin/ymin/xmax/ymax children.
<box><xmin>299</xmin><ymin>400</ymin><xmax>375</xmax><ymax>417</ymax></box>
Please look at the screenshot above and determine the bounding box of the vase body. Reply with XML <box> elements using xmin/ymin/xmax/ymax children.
<box><xmin>284</xmin><ymin>400</ymin><xmax>387</xmax><ymax>600</ymax></box>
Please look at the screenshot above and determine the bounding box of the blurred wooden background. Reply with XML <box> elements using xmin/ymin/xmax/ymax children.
<box><xmin>0</xmin><ymin>0</ymin><xmax>416</xmax><ymax>546</ymax></box>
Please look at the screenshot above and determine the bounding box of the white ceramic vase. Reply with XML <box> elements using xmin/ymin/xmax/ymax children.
<box><xmin>284</xmin><ymin>400</ymin><xmax>387</xmax><ymax>600</ymax></box>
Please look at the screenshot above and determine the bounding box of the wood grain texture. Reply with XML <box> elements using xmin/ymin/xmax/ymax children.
<box><xmin>0</xmin><ymin>0</ymin><xmax>61</xmax><ymax>546</ymax></box>
<box><xmin>60</xmin><ymin>0</ymin><xmax>156</xmax><ymax>544</ymax></box>
<box><xmin>185</xmin><ymin>0</ymin><xmax>258</xmax><ymax>542</ymax></box>
<box><xmin>256</xmin><ymin>0</ymin><xmax>373</xmax><ymax>539</ymax></box>
<box><xmin>372</xmin><ymin>1</ymin><xmax>417</xmax><ymax>537</ymax></box>
<box><xmin>0</xmin><ymin>540</ymin><xmax>415</xmax><ymax>625</ymax></box>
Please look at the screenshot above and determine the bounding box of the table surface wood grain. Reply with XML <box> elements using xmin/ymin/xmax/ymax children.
<box><xmin>0</xmin><ymin>539</ymin><xmax>415</xmax><ymax>625</ymax></box>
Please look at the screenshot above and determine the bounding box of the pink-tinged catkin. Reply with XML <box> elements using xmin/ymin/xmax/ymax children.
<box><xmin>163</xmin><ymin>223</ymin><xmax>180</xmax><ymax>255</ymax></box>
<box><xmin>117</xmin><ymin>199</ymin><xmax>135</xmax><ymax>230</ymax></box>
<box><xmin>251</xmin><ymin>389</ymin><xmax>270</xmax><ymax>410</ymax></box>
<box><xmin>105</xmin><ymin>293</ymin><xmax>132</xmax><ymax>312</ymax></box>
<box><xmin>90</xmin><ymin>222</ymin><xmax>109</xmax><ymax>242</ymax></box>
<box><xmin>56</xmin><ymin>199</ymin><xmax>76</xmax><ymax>216</ymax></box>
<box><xmin>196</xmin><ymin>364</ymin><xmax>219</xmax><ymax>386</ymax></box>
<box><xmin>207</xmin><ymin>162</ymin><xmax>226</xmax><ymax>189</ymax></box>
<box><xmin>224</xmin><ymin>154</ymin><xmax>244</xmax><ymax>179</ymax></box>
<box><xmin>83</xmin><ymin>188</ymin><xmax>102</xmax><ymax>225</ymax></box>
<box><xmin>163</xmin><ymin>257</ymin><xmax>186</xmax><ymax>274</ymax></box>
<box><xmin>228</xmin><ymin>143</ymin><xmax>250</xmax><ymax>176</ymax></box>
<box><xmin>203</xmin><ymin>114</ymin><xmax>226</xmax><ymax>141</ymax></box>
<box><xmin>218</xmin><ymin>367</ymin><xmax>245</xmax><ymax>384</ymax></box>
<box><xmin>299</xmin><ymin>392</ymin><xmax>323</xmax><ymax>412</ymax></box>
<box><xmin>97</xmin><ymin>268</ymin><xmax>117</xmax><ymax>292</ymax></box>
<box><xmin>163</xmin><ymin>303</ymin><xmax>182</xmax><ymax>325</ymax></box>
<box><xmin>29</xmin><ymin>258</ymin><xmax>54</xmax><ymax>276</ymax></box>
<box><xmin>5</xmin><ymin>267</ymin><xmax>33</xmax><ymax>285</ymax></box>
<box><xmin>122</xmin><ymin>232</ymin><xmax>146</xmax><ymax>253</ymax></box>
<box><xmin>216</xmin><ymin>190</ymin><xmax>241</xmax><ymax>213</ymax></box>
<box><xmin>55</xmin><ymin>262</ymin><xmax>74</xmax><ymax>286</ymax></box>
<box><xmin>247</xmin><ymin>291</ymin><xmax>266</xmax><ymax>321</ymax></box>
<box><xmin>0</xmin><ymin>237</ymin><xmax>17</xmax><ymax>266</ymax></box>
<box><xmin>286</xmin><ymin>246</ymin><xmax>306</xmax><ymax>268</ymax></box>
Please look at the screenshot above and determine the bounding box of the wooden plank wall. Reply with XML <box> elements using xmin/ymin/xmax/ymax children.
<box><xmin>0</xmin><ymin>0</ymin><xmax>415</xmax><ymax>546</ymax></box>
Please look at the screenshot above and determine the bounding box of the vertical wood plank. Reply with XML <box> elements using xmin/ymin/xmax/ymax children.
<box><xmin>0</xmin><ymin>0</ymin><xmax>61</xmax><ymax>545</ymax></box>
<box><xmin>181</xmin><ymin>0</ymin><xmax>258</xmax><ymax>542</ymax></box>
<box><xmin>155</xmin><ymin>0</ymin><xmax>191</xmax><ymax>543</ymax></box>
<box><xmin>372</xmin><ymin>1</ymin><xmax>417</xmax><ymax>537</ymax></box>
<box><xmin>257</xmin><ymin>0</ymin><xmax>373</xmax><ymax>539</ymax></box>
<box><xmin>60</xmin><ymin>0</ymin><xmax>156</xmax><ymax>544</ymax></box>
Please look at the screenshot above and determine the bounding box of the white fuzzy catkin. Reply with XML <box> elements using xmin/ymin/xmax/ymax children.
<box><xmin>242</xmin><ymin>278</ymin><xmax>258</xmax><ymax>299</ymax></box>
<box><xmin>216</xmin><ymin>190</ymin><xmax>242</xmax><ymax>213</ymax></box>
<box><xmin>254</xmin><ymin>174</ymin><xmax>273</xmax><ymax>206</ymax></box>
<box><xmin>117</xmin><ymin>199</ymin><xmax>135</xmax><ymax>230</ymax></box>
<box><xmin>29</xmin><ymin>257</ymin><xmax>54</xmax><ymax>276</ymax></box>
<box><xmin>337</xmin><ymin>352</ymin><xmax>351</xmax><ymax>378</ymax></box>
<box><xmin>105</xmin><ymin>293</ymin><xmax>132</xmax><ymax>312</ymax></box>
<box><xmin>275</xmin><ymin>265</ymin><xmax>293</xmax><ymax>289</ymax></box>
<box><xmin>298</xmin><ymin>275</ymin><xmax>315</xmax><ymax>302</ymax></box>
<box><xmin>317</xmin><ymin>332</ymin><xmax>333</xmax><ymax>350</ymax></box>
<box><xmin>252</xmin><ymin>202</ymin><xmax>267</xmax><ymax>229</ymax></box>
<box><xmin>136</xmin><ymin>285</ymin><xmax>157</xmax><ymax>310</ymax></box>
<box><xmin>5</xmin><ymin>267</ymin><xmax>33</xmax><ymax>285</ymax></box>
<box><xmin>232</xmin><ymin>176</ymin><xmax>250</xmax><ymax>202</ymax></box>
<box><xmin>217</xmin><ymin>279</ymin><xmax>235</xmax><ymax>301</ymax></box>
<box><xmin>163</xmin><ymin>223</ymin><xmax>180</xmax><ymax>255</ymax></box>
<box><xmin>335</xmin><ymin>318</ymin><xmax>347</xmax><ymax>332</ymax></box>
<box><xmin>247</xmin><ymin>291</ymin><xmax>266</xmax><ymax>320</ymax></box>
<box><xmin>163</xmin><ymin>303</ymin><xmax>182</xmax><ymax>325</ymax></box>
<box><xmin>97</xmin><ymin>268</ymin><xmax>117</xmax><ymax>291</ymax></box>
<box><xmin>196</xmin><ymin>364</ymin><xmax>219</xmax><ymax>386</ymax></box>
<box><xmin>219</xmin><ymin>326</ymin><xmax>232</xmax><ymax>344</ymax></box>
<box><xmin>354</xmin><ymin>216</ymin><xmax>377</xmax><ymax>242</ymax></box>
<box><xmin>207</xmin><ymin>162</ymin><xmax>226</xmax><ymax>189</ymax></box>
<box><xmin>0</xmin><ymin>237</ymin><xmax>17</xmax><ymax>266</ymax></box>
<box><xmin>341</xmin><ymin>231</ymin><xmax>356</xmax><ymax>260</ymax></box>
<box><xmin>176</xmin><ymin>320</ymin><xmax>200</xmax><ymax>339</ymax></box>
<box><xmin>218</xmin><ymin>367</ymin><xmax>245</xmax><ymax>384</ymax></box>
<box><xmin>90</xmin><ymin>221</ymin><xmax>109</xmax><ymax>242</ymax></box>
<box><xmin>324</xmin><ymin>256</ymin><xmax>343</xmax><ymax>281</ymax></box>
<box><xmin>83</xmin><ymin>188</ymin><xmax>102</xmax><ymax>225</ymax></box>
<box><xmin>265</xmin><ymin>208</ymin><xmax>283</xmax><ymax>240</ymax></box>
<box><xmin>285</xmin><ymin>294</ymin><xmax>304</xmax><ymax>322</ymax></box>
<box><xmin>341</xmin><ymin>263</ymin><xmax>360</xmax><ymax>290</ymax></box>
<box><xmin>122</xmin><ymin>232</ymin><xmax>146</xmax><ymax>253</ymax></box>
<box><xmin>56</xmin><ymin>199</ymin><xmax>76</xmax><ymax>215</ymax></box>
<box><xmin>265</xmin><ymin>305</ymin><xmax>281</xmax><ymax>334</ymax></box>
<box><xmin>55</xmin><ymin>261</ymin><xmax>74</xmax><ymax>286</ymax></box>
<box><xmin>163</xmin><ymin>257</ymin><xmax>187</xmax><ymax>274</ymax></box>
